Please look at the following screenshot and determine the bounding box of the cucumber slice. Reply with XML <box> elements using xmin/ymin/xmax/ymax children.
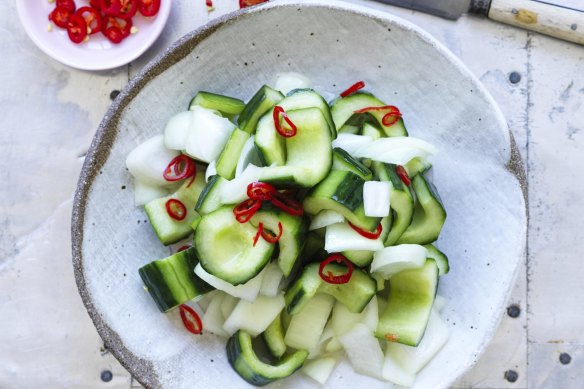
<box><xmin>331</xmin><ymin>147</ymin><xmax>372</xmax><ymax>180</ymax></box>
<box><xmin>362</xmin><ymin>122</ymin><xmax>382</xmax><ymax>140</ymax></box>
<box><xmin>237</xmin><ymin>85</ymin><xmax>284</xmax><ymax>134</ymax></box>
<box><xmin>227</xmin><ymin>330</ymin><xmax>309</xmax><ymax>386</ymax></box>
<box><xmin>194</xmin><ymin>207</ymin><xmax>275</xmax><ymax>285</ymax></box>
<box><xmin>144</xmin><ymin>173</ymin><xmax>207</xmax><ymax>245</ymax></box>
<box><xmin>284</xmin><ymin>293</ymin><xmax>335</xmax><ymax>350</ymax></box>
<box><xmin>216</xmin><ymin>129</ymin><xmax>250</xmax><ymax>180</ymax></box>
<box><xmin>338</xmin><ymin>124</ymin><xmax>360</xmax><ymax>134</ymax></box>
<box><xmin>375</xmin><ymin>259</ymin><xmax>439</xmax><ymax>346</ymax></box>
<box><xmin>138</xmin><ymin>247</ymin><xmax>213</xmax><ymax>312</ymax></box>
<box><xmin>405</xmin><ymin>156</ymin><xmax>432</xmax><ymax>177</ymax></box>
<box><xmin>263</xmin><ymin>312</ymin><xmax>287</xmax><ymax>359</ymax></box>
<box><xmin>188</xmin><ymin>91</ymin><xmax>245</xmax><ymax>117</ymax></box>
<box><xmin>223</xmin><ymin>294</ymin><xmax>285</xmax><ymax>337</ymax></box>
<box><xmin>397</xmin><ymin>174</ymin><xmax>447</xmax><ymax>245</ymax></box>
<box><xmin>277</xmin><ymin>89</ymin><xmax>336</xmax><ymax>139</ymax></box>
<box><xmin>273</xmin><ymin>72</ymin><xmax>312</xmax><ymax>96</ymax></box>
<box><xmin>303</xmin><ymin>170</ymin><xmax>380</xmax><ymax>231</ymax></box>
<box><xmin>195</xmin><ymin>175</ymin><xmax>228</xmax><ymax>215</ymax></box>
<box><xmin>331</xmin><ymin>92</ymin><xmax>408</xmax><ymax>137</ymax></box>
<box><xmin>343</xmin><ymin>215</ymin><xmax>391</xmax><ymax>267</ymax></box>
<box><xmin>424</xmin><ymin>244</ymin><xmax>450</xmax><ymax>275</ymax></box>
<box><xmin>254</xmin><ymin>112</ymin><xmax>287</xmax><ymax>166</ymax></box>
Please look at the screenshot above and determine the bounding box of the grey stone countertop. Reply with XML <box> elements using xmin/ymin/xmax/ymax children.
<box><xmin>1</xmin><ymin>0</ymin><xmax>582</xmax><ymax>388</ymax></box>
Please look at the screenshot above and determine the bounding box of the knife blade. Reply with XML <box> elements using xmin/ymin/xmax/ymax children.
<box><xmin>373</xmin><ymin>0</ymin><xmax>489</xmax><ymax>20</ymax></box>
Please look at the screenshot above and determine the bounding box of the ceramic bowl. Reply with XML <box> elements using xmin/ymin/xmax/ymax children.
<box><xmin>72</xmin><ymin>1</ymin><xmax>527</xmax><ymax>387</ymax></box>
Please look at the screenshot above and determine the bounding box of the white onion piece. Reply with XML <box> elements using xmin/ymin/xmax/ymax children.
<box><xmin>219</xmin><ymin>164</ymin><xmax>262</xmax><ymax>205</ymax></box>
<box><xmin>331</xmin><ymin>295</ymin><xmax>378</xmax><ymax>337</ymax></box>
<box><xmin>184</xmin><ymin>106</ymin><xmax>235</xmax><ymax>163</ymax></box>
<box><xmin>353</xmin><ymin>137</ymin><xmax>437</xmax><ymax>165</ymax></box>
<box><xmin>309</xmin><ymin>210</ymin><xmax>345</xmax><ymax>231</ymax></box>
<box><xmin>433</xmin><ymin>295</ymin><xmax>448</xmax><ymax>313</ymax></box>
<box><xmin>220</xmin><ymin>294</ymin><xmax>239</xmax><ymax>320</ymax></box>
<box><xmin>202</xmin><ymin>291</ymin><xmax>229</xmax><ymax>338</ymax></box>
<box><xmin>163</xmin><ymin>111</ymin><xmax>193</xmax><ymax>150</ymax></box>
<box><xmin>381</xmin><ymin>351</ymin><xmax>416</xmax><ymax>386</ymax></box>
<box><xmin>339</xmin><ymin>323</ymin><xmax>384</xmax><ymax>380</ymax></box>
<box><xmin>301</xmin><ymin>356</ymin><xmax>337</xmax><ymax>385</ymax></box>
<box><xmin>363</xmin><ymin>181</ymin><xmax>391</xmax><ymax>217</ymax></box>
<box><xmin>325</xmin><ymin>223</ymin><xmax>384</xmax><ymax>252</ymax></box>
<box><xmin>235</xmin><ymin>135</ymin><xmax>262</xmax><ymax>178</ymax></box>
<box><xmin>259</xmin><ymin>262</ymin><xmax>284</xmax><ymax>297</ymax></box>
<box><xmin>370</xmin><ymin>244</ymin><xmax>428</xmax><ymax>278</ymax></box>
<box><xmin>223</xmin><ymin>294</ymin><xmax>285</xmax><ymax>337</ymax></box>
<box><xmin>273</xmin><ymin>72</ymin><xmax>312</xmax><ymax>95</ymax></box>
<box><xmin>133</xmin><ymin>180</ymin><xmax>170</xmax><ymax>207</ymax></box>
<box><xmin>205</xmin><ymin>160</ymin><xmax>217</xmax><ymax>182</ymax></box>
<box><xmin>126</xmin><ymin>135</ymin><xmax>180</xmax><ymax>187</ymax></box>
<box><xmin>331</xmin><ymin>134</ymin><xmax>373</xmax><ymax>155</ymax></box>
<box><xmin>194</xmin><ymin>263</ymin><xmax>268</xmax><ymax>301</ymax></box>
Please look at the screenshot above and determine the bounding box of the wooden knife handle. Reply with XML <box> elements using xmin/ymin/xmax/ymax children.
<box><xmin>487</xmin><ymin>0</ymin><xmax>584</xmax><ymax>45</ymax></box>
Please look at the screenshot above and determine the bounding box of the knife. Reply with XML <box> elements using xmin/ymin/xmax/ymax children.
<box><xmin>375</xmin><ymin>0</ymin><xmax>584</xmax><ymax>45</ymax></box>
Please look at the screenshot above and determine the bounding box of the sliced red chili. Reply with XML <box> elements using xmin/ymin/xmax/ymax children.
<box><xmin>100</xmin><ymin>0</ymin><xmax>122</xmax><ymax>16</ymax></box>
<box><xmin>354</xmin><ymin>105</ymin><xmax>402</xmax><ymax>127</ymax></box>
<box><xmin>49</xmin><ymin>6</ymin><xmax>70</xmax><ymax>29</ymax></box>
<box><xmin>89</xmin><ymin>0</ymin><xmax>102</xmax><ymax>11</ymax></box>
<box><xmin>57</xmin><ymin>0</ymin><xmax>77</xmax><ymax>13</ymax></box>
<box><xmin>118</xmin><ymin>0</ymin><xmax>139</xmax><ymax>19</ymax></box>
<box><xmin>179</xmin><ymin>304</ymin><xmax>203</xmax><ymax>335</ymax></box>
<box><xmin>348</xmin><ymin>221</ymin><xmax>383</xmax><ymax>239</ymax></box>
<box><xmin>104</xmin><ymin>26</ymin><xmax>124</xmax><ymax>43</ymax></box>
<box><xmin>163</xmin><ymin>155</ymin><xmax>196</xmax><ymax>182</ymax></box>
<box><xmin>76</xmin><ymin>7</ymin><xmax>102</xmax><ymax>34</ymax></box>
<box><xmin>247</xmin><ymin>182</ymin><xmax>277</xmax><ymax>201</ymax></box>
<box><xmin>340</xmin><ymin>81</ymin><xmax>365</xmax><ymax>97</ymax></box>
<box><xmin>319</xmin><ymin>253</ymin><xmax>354</xmax><ymax>284</ymax></box>
<box><xmin>272</xmin><ymin>106</ymin><xmax>297</xmax><ymax>138</ymax></box>
<box><xmin>138</xmin><ymin>0</ymin><xmax>161</xmax><ymax>17</ymax></box>
<box><xmin>103</xmin><ymin>15</ymin><xmax>132</xmax><ymax>37</ymax></box>
<box><xmin>177</xmin><ymin>245</ymin><xmax>190</xmax><ymax>252</ymax></box>
<box><xmin>261</xmin><ymin>222</ymin><xmax>283</xmax><ymax>244</ymax></box>
<box><xmin>271</xmin><ymin>192</ymin><xmax>303</xmax><ymax>216</ymax></box>
<box><xmin>239</xmin><ymin>0</ymin><xmax>268</xmax><ymax>8</ymax></box>
<box><xmin>165</xmin><ymin>199</ymin><xmax>187</xmax><ymax>221</ymax></box>
<box><xmin>66</xmin><ymin>13</ymin><xmax>88</xmax><ymax>44</ymax></box>
<box><xmin>253</xmin><ymin>223</ymin><xmax>264</xmax><ymax>247</ymax></box>
<box><xmin>233</xmin><ymin>198</ymin><xmax>262</xmax><ymax>223</ymax></box>
<box><xmin>396</xmin><ymin>165</ymin><xmax>411</xmax><ymax>186</ymax></box>
<box><xmin>206</xmin><ymin>0</ymin><xmax>214</xmax><ymax>11</ymax></box>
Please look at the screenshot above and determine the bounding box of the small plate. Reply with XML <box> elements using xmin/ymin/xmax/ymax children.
<box><xmin>16</xmin><ymin>0</ymin><xmax>171</xmax><ymax>70</ymax></box>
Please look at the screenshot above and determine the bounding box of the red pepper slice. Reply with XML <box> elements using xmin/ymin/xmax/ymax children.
<box><xmin>138</xmin><ymin>0</ymin><xmax>161</xmax><ymax>17</ymax></box>
<box><xmin>163</xmin><ymin>155</ymin><xmax>196</xmax><ymax>182</ymax></box>
<box><xmin>89</xmin><ymin>0</ymin><xmax>102</xmax><ymax>11</ymax></box>
<box><xmin>177</xmin><ymin>245</ymin><xmax>190</xmax><ymax>252</ymax></box>
<box><xmin>272</xmin><ymin>106</ymin><xmax>297</xmax><ymax>138</ymax></box>
<box><xmin>76</xmin><ymin>7</ymin><xmax>102</xmax><ymax>34</ymax></box>
<box><xmin>206</xmin><ymin>0</ymin><xmax>214</xmax><ymax>10</ymax></box>
<box><xmin>104</xmin><ymin>26</ymin><xmax>125</xmax><ymax>43</ymax></box>
<box><xmin>354</xmin><ymin>105</ymin><xmax>402</xmax><ymax>127</ymax></box>
<box><xmin>348</xmin><ymin>221</ymin><xmax>383</xmax><ymax>239</ymax></box>
<box><xmin>247</xmin><ymin>182</ymin><xmax>277</xmax><ymax>201</ymax></box>
<box><xmin>49</xmin><ymin>6</ymin><xmax>70</xmax><ymax>29</ymax></box>
<box><xmin>118</xmin><ymin>0</ymin><xmax>139</xmax><ymax>19</ymax></box>
<box><xmin>340</xmin><ymin>81</ymin><xmax>365</xmax><ymax>97</ymax></box>
<box><xmin>319</xmin><ymin>253</ymin><xmax>354</xmax><ymax>284</ymax></box>
<box><xmin>179</xmin><ymin>305</ymin><xmax>203</xmax><ymax>335</ymax></box>
<box><xmin>261</xmin><ymin>222</ymin><xmax>283</xmax><ymax>244</ymax></box>
<box><xmin>165</xmin><ymin>199</ymin><xmax>187</xmax><ymax>221</ymax></box>
<box><xmin>57</xmin><ymin>0</ymin><xmax>77</xmax><ymax>13</ymax></box>
<box><xmin>271</xmin><ymin>192</ymin><xmax>303</xmax><ymax>216</ymax></box>
<box><xmin>395</xmin><ymin>165</ymin><xmax>411</xmax><ymax>186</ymax></box>
<box><xmin>100</xmin><ymin>0</ymin><xmax>122</xmax><ymax>16</ymax></box>
<box><xmin>103</xmin><ymin>15</ymin><xmax>132</xmax><ymax>38</ymax></box>
<box><xmin>233</xmin><ymin>198</ymin><xmax>262</xmax><ymax>223</ymax></box>
<box><xmin>66</xmin><ymin>13</ymin><xmax>88</xmax><ymax>44</ymax></box>
<box><xmin>253</xmin><ymin>223</ymin><xmax>264</xmax><ymax>247</ymax></box>
<box><xmin>239</xmin><ymin>0</ymin><xmax>268</xmax><ymax>8</ymax></box>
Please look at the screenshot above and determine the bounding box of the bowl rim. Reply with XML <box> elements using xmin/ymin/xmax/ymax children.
<box><xmin>71</xmin><ymin>1</ymin><xmax>527</xmax><ymax>387</ymax></box>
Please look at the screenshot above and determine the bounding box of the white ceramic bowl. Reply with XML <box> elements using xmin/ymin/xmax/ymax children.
<box><xmin>72</xmin><ymin>1</ymin><xmax>526</xmax><ymax>387</ymax></box>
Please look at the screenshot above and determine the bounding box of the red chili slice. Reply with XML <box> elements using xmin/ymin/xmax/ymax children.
<box><xmin>354</xmin><ymin>105</ymin><xmax>402</xmax><ymax>127</ymax></box>
<box><xmin>177</xmin><ymin>245</ymin><xmax>190</xmax><ymax>252</ymax></box>
<box><xmin>239</xmin><ymin>0</ymin><xmax>268</xmax><ymax>8</ymax></box>
<box><xmin>179</xmin><ymin>305</ymin><xmax>203</xmax><ymax>335</ymax></box>
<box><xmin>396</xmin><ymin>165</ymin><xmax>411</xmax><ymax>186</ymax></box>
<box><xmin>118</xmin><ymin>0</ymin><xmax>139</xmax><ymax>19</ymax></box>
<box><xmin>340</xmin><ymin>81</ymin><xmax>365</xmax><ymax>98</ymax></box>
<box><xmin>100</xmin><ymin>0</ymin><xmax>122</xmax><ymax>15</ymax></box>
<box><xmin>165</xmin><ymin>199</ymin><xmax>187</xmax><ymax>221</ymax></box>
<box><xmin>57</xmin><ymin>0</ymin><xmax>77</xmax><ymax>13</ymax></box>
<box><xmin>76</xmin><ymin>7</ymin><xmax>102</xmax><ymax>34</ymax></box>
<box><xmin>138</xmin><ymin>0</ymin><xmax>161</xmax><ymax>17</ymax></box>
<box><xmin>163</xmin><ymin>155</ymin><xmax>196</xmax><ymax>182</ymax></box>
<box><xmin>103</xmin><ymin>15</ymin><xmax>132</xmax><ymax>37</ymax></box>
<box><xmin>319</xmin><ymin>253</ymin><xmax>354</xmax><ymax>284</ymax></box>
<box><xmin>49</xmin><ymin>7</ymin><xmax>70</xmax><ymax>28</ymax></box>
<box><xmin>253</xmin><ymin>223</ymin><xmax>264</xmax><ymax>247</ymax></box>
<box><xmin>89</xmin><ymin>0</ymin><xmax>102</xmax><ymax>10</ymax></box>
<box><xmin>272</xmin><ymin>106</ymin><xmax>297</xmax><ymax>138</ymax></box>
<box><xmin>206</xmin><ymin>0</ymin><xmax>214</xmax><ymax>10</ymax></box>
<box><xmin>233</xmin><ymin>198</ymin><xmax>262</xmax><ymax>223</ymax></box>
<box><xmin>104</xmin><ymin>26</ymin><xmax>124</xmax><ymax>43</ymax></box>
<box><xmin>247</xmin><ymin>182</ymin><xmax>276</xmax><ymax>201</ymax></box>
<box><xmin>261</xmin><ymin>222</ymin><xmax>283</xmax><ymax>244</ymax></box>
<box><xmin>66</xmin><ymin>13</ymin><xmax>88</xmax><ymax>44</ymax></box>
<box><xmin>348</xmin><ymin>221</ymin><xmax>383</xmax><ymax>239</ymax></box>
<box><xmin>271</xmin><ymin>192</ymin><xmax>303</xmax><ymax>216</ymax></box>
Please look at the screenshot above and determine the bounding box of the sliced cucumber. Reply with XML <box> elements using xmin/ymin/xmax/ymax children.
<box><xmin>424</xmin><ymin>244</ymin><xmax>450</xmax><ymax>275</ymax></box>
<box><xmin>284</xmin><ymin>293</ymin><xmax>335</xmax><ymax>350</ymax></box>
<box><xmin>194</xmin><ymin>207</ymin><xmax>275</xmax><ymax>285</ymax></box>
<box><xmin>375</xmin><ymin>259</ymin><xmax>439</xmax><ymax>346</ymax></box>
<box><xmin>331</xmin><ymin>147</ymin><xmax>372</xmax><ymax>180</ymax></box>
<box><xmin>216</xmin><ymin>129</ymin><xmax>250</xmax><ymax>180</ymax></box>
<box><xmin>237</xmin><ymin>85</ymin><xmax>284</xmax><ymax>134</ymax></box>
<box><xmin>405</xmin><ymin>156</ymin><xmax>432</xmax><ymax>177</ymax></box>
<box><xmin>144</xmin><ymin>173</ymin><xmax>207</xmax><ymax>245</ymax></box>
<box><xmin>273</xmin><ymin>72</ymin><xmax>312</xmax><ymax>96</ymax></box>
<box><xmin>303</xmin><ymin>170</ymin><xmax>380</xmax><ymax>231</ymax></box>
<box><xmin>338</xmin><ymin>124</ymin><xmax>360</xmax><ymax>134</ymax></box>
<box><xmin>189</xmin><ymin>91</ymin><xmax>245</xmax><ymax>117</ymax></box>
<box><xmin>223</xmin><ymin>294</ymin><xmax>285</xmax><ymax>337</ymax></box>
<box><xmin>227</xmin><ymin>330</ymin><xmax>308</xmax><ymax>386</ymax></box>
<box><xmin>263</xmin><ymin>312</ymin><xmax>287</xmax><ymax>359</ymax></box>
<box><xmin>138</xmin><ymin>247</ymin><xmax>213</xmax><ymax>312</ymax></box>
<box><xmin>362</xmin><ymin>122</ymin><xmax>382</xmax><ymax>140</ymax></box>
<box><xmin>254</xmin><ymin>112</ymin><xmax>287</xmax><ymax>166</ymax></box>
<box><xmin>276</xmin><ymin>89</ymin><xmax>336</xmax><ymax>139</ymax></box>
<box><xmin>195</xmin><ymin>175</ymin><xmax>228</xmax><ymax>215</ymax></box>
<box><xmin>397</xmin><ymin>174</ymin><xmax>447</xmax><ymax>245</ymax></box>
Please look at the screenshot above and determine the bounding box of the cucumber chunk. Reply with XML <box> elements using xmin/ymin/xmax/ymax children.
<box><xmin>424</xmin><ymin>243</ymin><xmax>450</xmax><ymax>275</ymax></box>
<box><xmin>284</xmin><ymin>293</ymin><xmax>335</xmax><ymax>350</ymax></box>
<box><xmin>331</xmin><ymin>147</ymin><xmax>373</xmax><ymax>180</ymax></box>
<box><xmin>277</xmin><ymin>89</ymin><xmax>336</xmax><ymax>139</ymax></box>
<box><xmin>237</xmin><ymin>85</ymin><xmax>284</xmax><ymax>134</ymax></box>
<box><xmin>189</xmin><ymin>91</ymin><xmax>245</xmax><ymax>117</ymax></box>
<box><xmin>194</xmin><ymin>207</ymin><xmax>275</xmax><ymax>285</ymax></box>
<box><xmin>195</xmin><ymin>175</ymin><xmax>228</xmax><ymax>215</ymax></box>
<box><xmin>216</xmin><ymin>129</ymin><xmax>250</xmax><ymax>180</ymax></box>
<box><xmin>263</xmin><ymin>312</ymin><xmax>287</xmax><ymax>359</ymax></box>
<box><xmin>138</xmin><ymin>247</ymin><xmax>213</xmax><ymax>312</ymax></box>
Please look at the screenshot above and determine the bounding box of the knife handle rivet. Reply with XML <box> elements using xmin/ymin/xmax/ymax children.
<box><xmin>509</xmin><ymin>72</ymin><xmax>521</xmax><ymax>84</ymax></box>
<box><xmin>571</xmin><ymin>24</ymin><xmax>577</xmax><ymax>31</ymax></box>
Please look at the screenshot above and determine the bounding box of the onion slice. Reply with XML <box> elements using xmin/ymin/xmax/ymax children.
<box><xmin>339</xmin><ymin>323</ymin><xmax>384</xmax><ymax>380</ymax></box>
<box><xmin>205</xmin><ymin>160</ymin><xmax>217</xmax><ymax>182</ymax></box>
<box><xmin>363</xmin><ymin>181</ymin><xmax>391</xmax><ymax>217</ymax></box>
<box><xmin>235</xmin><ymin>135</ymin><xmax>262</xmax><ymax>178</ymax></box>
<box><xmin>353</xmin><ymin>137</ymin><xmax>437</xmax><ymax>165</ymax></box>
<box><xmin>331</xmin><ymin>134</ymin><xmax>373</xmax><ymax>155</ymax></box>
<box><xmin>194</xmin><ymin>263</ymin><xmax>267</xmax><ymax>301</ymax></box>
<box><xmin>309</xmin><ymin>210</ymin><xmax>345</xmax><ymax>231</ymax></box>
<box><xmin>126</xmin><ymin>135</ymin><xmax>180</xmax><ymax>187</ymax></box>
<box><xmin>370</xmin><ymin>244</ymin><xmax>428</xmax><ymax>277</ymax></box>
<box><xmin>325</xmin><ymin>222</ymin><xmax>384</xmax><ymax>252</ymax></box>
<box><xmin>273</xmin><ymin>72</ymin><xmax>312</xmax><ymax>95</ymax></box>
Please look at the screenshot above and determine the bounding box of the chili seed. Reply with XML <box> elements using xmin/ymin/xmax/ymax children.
<box><xmin>507</xmin><ymin>304</ymin><xmax>520</xmax><ymax>318</ymax></box>
<box><xmin>504</xmin><ymin>370</ymin><xmax>518</xmax><ymax>383</ymax></box>
<box><xmin>559</xmin><ymin>353</ymin><xmax>572</xmax><ymax>365</ymax></box>
<box><xmin>100</xmin><ymin>370</ymin><xmax>113</xmax><ymax>382</ymax></box>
